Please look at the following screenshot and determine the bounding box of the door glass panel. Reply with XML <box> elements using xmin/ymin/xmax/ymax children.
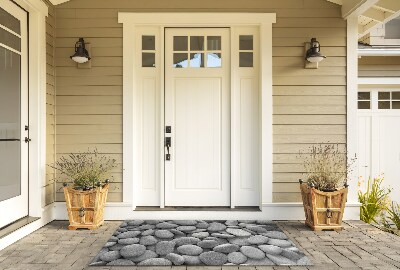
<box><xmin>189</xmin><ymin>53</ymin><xmax>204</xmax><ymax>68</ymax></box>
<box><xmin>173</xmin><ymin>36</ymin><xmax>188</xmax><ymax>51</ymax></box>
<box><xmin>0</xmin><ymin>27</ymin><xmax>21</xmax><ymax>51</ymax></box>
<box><xmin>239</xmin><ymin>52</ymin><xmax>253</xmax><ymax>67</ymax></box>
<box><xmin>190</xmin><ymin>36</ymin><xmax>204</xmax><ymax>51</ymax></box>
<box><xmin>142</xmin><ymin>35</ymin><xmax>155</xmax><ymax>50</ymax></box>
<box><xmin>358</xmin><ymin>101</ymin><xmax>370</xmax><ymax>109</ymax></box>
<box><xmin>0</xmin><ymin>7</ymin><xmax>20</xmax><ymax>34</ymax></box>
<box><xmin>0</xmin><ymin>46</ymin><xmax>21</xmax><ymax>202</ymax></box>
<box><xmin>173</xmin><ymin>53</ymin><xmax>188</xmax><ymax>68</ymax></box>
<box><xmin>378</xmin><ymin>92</ymin><xmax>390</xmax><ymax>100</ymax></box>
<box><xmin>358</xmin><ymin>92</ymin><xmax>370</xmax><ymax>100</ymax></box>
<box><xmin>239</xmin><ymin>35</ymin><xmax>253</xmax><ymax>50</ymax></box>
<box><xmin>207</xmin><ymin>53</ymin><xmax>221</xmax><ymax>68</ymax></box>
<box><xmin>392</xmin><ymin>92</ymin><xmax>400</xmax><ymax>100</ymax></box>
<box><xmin>378</xmin><ymin>101</ymin><xmax>390</xmax><ymax>109</ymax></box>
<box><xmin>142</xmin><ymin>52</ymin><xmax>155</xmax><ymax>67</ymax></box>
<box><xmin>207</xmin><ymin>36</ymin><xmax>221</xmax><ymax>50</ymax></box>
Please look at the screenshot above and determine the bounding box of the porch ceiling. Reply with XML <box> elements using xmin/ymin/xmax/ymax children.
<box><xmin>326</xmin><ymin>0</ymin><xmax>400</xmax><ymax>39</ymax></box>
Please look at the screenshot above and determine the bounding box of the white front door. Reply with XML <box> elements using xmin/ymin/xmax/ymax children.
<box><xmin>358</xmin><ymin>90</ymin><xmax>400</xmax><ymax>203</ymax></box>
<box><xmin>0</xmin><ymin>0</ymin><xmax>29</xmax><ymax>228</ymax></box>
<box><xmin>164</xmin><ymin>28</ymin><xmax>231</xmax><ymax>206</ymax></box>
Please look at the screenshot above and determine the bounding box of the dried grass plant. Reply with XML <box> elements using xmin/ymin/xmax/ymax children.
<box><xmin>299</xmin><ymin>144</ymin><xmax>356</xmax><ymax>191</ymax></box>
<box><xmin>50</xmin><ymin>148</ymin><xmax>117</xmax><ymax>190</ymax></box>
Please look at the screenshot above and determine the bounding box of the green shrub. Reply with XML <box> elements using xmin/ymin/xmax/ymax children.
<box><xmin>383</xmin><ymin>201</ymin><xmax>400</xmax><ymax>230</ymax></box>
<box><xmin>358</xmin><ymin>176</ymin><xmax>391</xmax><ymax>224</ymax></box>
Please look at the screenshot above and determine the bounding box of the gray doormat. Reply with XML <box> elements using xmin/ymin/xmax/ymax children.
<box><xmin>91</xmin><ymin>220</ymin><xmax>312</xmax><ymax>266</ymax></box>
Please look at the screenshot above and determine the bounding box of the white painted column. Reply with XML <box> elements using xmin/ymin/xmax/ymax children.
<box><xmin>347</xmin><ymin>16</ymin><xmax>361</xmax><ymax>206</ymax></box>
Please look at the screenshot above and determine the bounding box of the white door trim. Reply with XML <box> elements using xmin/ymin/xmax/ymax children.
<box><xmin>119</xmin><ymin>13</ymin><xmax>276</xmax><ymax>210</ymax></box>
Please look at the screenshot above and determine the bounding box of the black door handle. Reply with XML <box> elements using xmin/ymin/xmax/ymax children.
<box><xmin>165</xmin><ymin>137</ymin><xmax>171</xmax><ymax>161</ymax></box>
<box><xmin>24</xmin><ymin>137</ymin><xmax>31</xmax><ymax>143</ymax></box>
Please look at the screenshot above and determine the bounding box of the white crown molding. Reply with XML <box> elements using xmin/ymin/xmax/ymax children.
<box><xmin>47</xmin><ymin>0</ymin><xmax>70</xmax><ymax>5</ymax></box>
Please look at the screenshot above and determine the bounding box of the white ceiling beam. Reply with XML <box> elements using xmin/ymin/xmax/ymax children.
<box><xmin>47</xmin><ymin>0</ymin><xmax>70</xmax><ymax>5</ymax></box>
<box><xmin>374</xmin><ymin>0</ymin><xmax>400</xmax><ymax>12</ymax></box>
<box><xmin>342</xmin><ymin>0</ymin><xmax>379</xmax><ymax>19</ymax></box>
<box><xmin>361</xmin><ymin>8</ymin><xmax>387</xmax><ymax>22</ymax></box>
<box><xmin>326</xmin><ymin>0</ymin><xmax>343</xmax><ymax>5</ymax></box>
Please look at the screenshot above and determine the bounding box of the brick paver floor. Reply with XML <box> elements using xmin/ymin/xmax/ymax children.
<box><xmin>0</xmin><ymin>220</ymin><xmax>399</xmax><ymax>270</ymax></box>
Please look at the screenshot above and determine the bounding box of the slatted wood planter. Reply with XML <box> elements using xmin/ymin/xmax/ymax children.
<box><xmin>300</xmin><ymin>182</ymin><xmax>348</xmax><ymax>231</ymax></box>
<box><xmin>63</xmin><ymin>184</ymin><xmax>109</xmax><ymax>230</ymax></box>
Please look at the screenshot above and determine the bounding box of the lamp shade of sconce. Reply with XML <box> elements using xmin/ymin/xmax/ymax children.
<box><xmin>305</xmin><ymin>38</ymin><xmax>326</xmax><ymax>63</ymax></box>
<box><xmin>70</xmin><ymin>38</ymin><xmax>91</xmax><ymax>64</ymax></box>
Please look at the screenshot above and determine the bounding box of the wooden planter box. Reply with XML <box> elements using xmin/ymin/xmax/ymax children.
<box><xmin>300</xmin><ymin>182</ymin><xmax>348</xmax><ymax>231</ymax></box>
<box><xmin>63</xmin><ymin>184</ymin><xmax>109</xmax><ymax>230</ymax></box>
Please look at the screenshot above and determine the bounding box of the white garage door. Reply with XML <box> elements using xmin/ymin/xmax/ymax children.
<box><xmin>358</xmin><ymin>89</ymin><xmax>400</xmax><ymax>203</ymax></box>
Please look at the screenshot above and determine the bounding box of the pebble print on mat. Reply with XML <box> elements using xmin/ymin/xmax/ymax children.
<box><xmin>90</xmin><ymin>220</ymin><xmax>312</xmax><ymax>266</ymax></box>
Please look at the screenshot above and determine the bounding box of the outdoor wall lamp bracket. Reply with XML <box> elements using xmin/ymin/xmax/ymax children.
<box><xmin>70</xmin><ymin>37</ymin><xmax>91</xmax><ymax>68</ymax></box>
<box><xmin>304</xmin><ymin>38</ymin><xmax>326</xmax><ymax>69</ymax></box>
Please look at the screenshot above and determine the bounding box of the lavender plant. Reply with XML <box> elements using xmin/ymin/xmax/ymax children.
<box><xmin>299</xmin><ymin>144</ymin><xmax>356</xmax><ymax>191</ymax></box>
<box><xmin>50</xmin><ymin>148</ymin><xmax>117</xmax><ymax>190</ymax></box>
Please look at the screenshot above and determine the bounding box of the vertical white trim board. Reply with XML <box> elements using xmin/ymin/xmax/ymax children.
<box><xmin>119</xmin><ymin>13</ymin><xmax>276</xmax><ymax>209</ymax></box>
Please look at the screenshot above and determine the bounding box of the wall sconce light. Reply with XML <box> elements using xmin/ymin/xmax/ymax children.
<box><xmin>305</xmin><ymin>38</ymin><xmax>326</xmax><ymax>69</ymax></box>
<box><xmin>70</xmin><ymin>38</ymin><xmax>91</xmax><ymax>64</ymax></box>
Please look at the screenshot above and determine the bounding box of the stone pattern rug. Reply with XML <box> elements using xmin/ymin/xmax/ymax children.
<box><xmin>91</xmin><ymin>220</ymin><xmax>312</xmax><ymax>266</ymax></box>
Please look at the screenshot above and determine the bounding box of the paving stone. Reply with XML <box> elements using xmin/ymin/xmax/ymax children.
<box><xmin>130</xmin><ymin>250</ymin><xmax>158</xmax><ymax>262</ymax></box>
<box><xmin>166</xmin><ymin>253</ymin><xmax>185</xmax><ymax>265</ymax></box>
<box><xmin>199</xmin><ymin>251</ymin><xmax>228</xmax><ymax>265</ymax></box>
<box><xmin>213</xmin><ymin>243</ymin><xmax>240</xmax><ymax>253</ymax></box>
<box><xmin>139</xmin><ymin>235</ymin><xmax>158</xmax><ymax>245</ymax></box>
<box><xmin>228</xmin><ymin>237</ymin><xmax>250</xmax><ymax>246</ymax></box>
<box><xmin>127</xmin><ymin>220</ymin><xmax>144</xmax><ymax>226</ymax></box>
<box><xmin>297</xmin><ymin>256</ymin><xmax>313</xmax><ymax>265</ymax></box>
<box><xmin>169</xmin><ymin>228</ymin><xmax>185</xmax><ymax>236</ymax></box>
<box><xmin>248</xmin><ymin>235</ymin><xmax>269</xmax><ymax>245</ymax></box>
<box><xmin>262</xmin><ymin>231</ymin><xmax>289</xmax><ymax>240</ymax></box>
<box><xmin>226</xmin><ymin>228</ymin><xmax>252</xmax><ymax>237</ymax></box>
<box><xmin>103</xmin><ymin>242</ymin><xmax>116</xmax><ymax>248</ymax></box>
<box><xmin>192</xmin><ymin>232</ymin><xmax>209</xmax><ymax>238</ymax></box>
<box><xmin>116</xmin><ymin>231</ymin><xmax>141</xmax><ymax>239</ymax></box>
<box><xmin>281</xmin><ymin>249</ymin><xmax>303</xmax><ymax>261</ymax></box>
<box><xmin>197</xmin><ymin>239</ymin><xmax>219</xmax><ymax>249</ymax></box>
<box><xmin>268</xmin><ymin>238</ymin><xmax>292</xmax><ymax>248</ymax></box>
<box><xmin>99</xmin><ymin>251</ymin><xmax>120</xmax><ymax>262</ymax></box>
<box><xmin>177</xmin><ymin>226</ymin><xmax>197</xmax><ymax>232</ymax></box>
<box><xmin>266</xmin><ymin>254</ymin><xmax>295</xmax><ymax>265</ymax></box>
<box><xmin>120</xmin><ymin>244</ymin><xmax>146</xmax><ymax>258</ymax></box>
<box><xmin>246</xmin><ymin>225</ymin><xmax>268</xmax><ymax>234</ymax></box>
<box><xmin>183</xmin><ymin>255</ymin><xmax>202</xmax><ymax>265</ymax></box>
<box><xmin>144</xmin><ymin>220</ymin><xmax>163</xmax><ymax>224</ymax></box>
<box><xmin>137</xmin><ymin>258</ymin><xmax>172</xmax><ymax>266</ymax></box>
<box><xmin>156</xmin><ymin>222</ymin><xmax>178</xmax><ymax>229</ymax></box>
<box><xmin>211</xmin><ymin>233</ymin><xmax>235</xmax><ymax>238</ymax></box>
<box><xmin>106</xmin><ymin>259</ymin><xmax>135</xmax><ymax>266</ymax></box>
<box><xmin>154</xmin><ymin>230</ymin><xmax>174</xmax><ymax>239</ymax></box>
<box><xmin>155</xmin><ymin>241</ymin><xmax>176</xmax><ymax>256</ymax></box>
<box><xmin>196</xmin><ymin>222</ymin><xmax>209</xmax><ymax>229</ymax></box>
<box><xmin>141</xmin><ymin>229</ymin><xmax>154</xmax><ymax>236</ymax></box>
<box><xmin>108</xmin><ymin>236</ymin><xmax>118</xmax><ymax>242</ymax></box>
<box><xmin>258</xmin><ymin>244</ymin><xmax>283</xmax><ymax>255</ymax></box>
<box><xmin>118</xmin><ymin>238</ymin><xmax>139</xmax><ymax>245</ymax></box>
<box><xmin>225</xmin><ymin>220</ymin><xmax>239</xmax><ymax>226</ymax></box>
<box><xmin>227</xmin><ymin>251</ymin><xmax>248</xmax><ymax>264</ymax></box>
<box><xmin>245</xmin><ymin>257</ymin><xmax>275</xmax><ymax>265</ymax></box>
<box><xmin>240</xmin><ymin>246</ymin><xmax>265</xmax><ymax>259</ymax></box>
<box><xmin>173</xmin><ymin>236</ymin><xmax>201</xmax><ymax>246</ymax></box>
<box><xmin>172</xmin><ymin>220</ymin><xmax>198</xmax><ymax>226</ymax></box>
<box><xmin>109</xmin><ymin>243</ymin><xmax>124</xmax><ymax>251</ymax></box>
<box><xmin>177</xmin><ymin>244</ymin><xmax>203</xmax><ymax>255</ymax></box>
<box><xmin>137</xmin><ymin>224</ymin><xmax>156</xmax><ymax>230</ymax></box>
<box><xmin>208</xmin><ymin>222</ymin><xmax>227</xmax><ymax>231</ymax></box>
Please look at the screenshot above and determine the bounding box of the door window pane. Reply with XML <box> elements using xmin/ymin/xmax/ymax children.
<box><xmin>378</xmin><ymin>92</ymin><xmax>390</xmax><ymax>100</ymax></box>
<box><xmin>142</xmin><ymin>35</ymin><xmax>155</xmax><ymax>50</ymax></box>
<box><xmin>0</xmin><ymin>27</ymin><xmax>21</xmax><ymax>51</ymax></box>
<box><xmin>239</xmin><ymin>52</ymin><xmax>253</xmax><ymax>67</ymax></box>
<box><xmin>392</xmin><ymin>101</ymin><xmax>400</xmax><ymax>109</ymax></box>
<box><xmin>189</xmin><ymin>53</ymin><xmax>204</xmax><ymax>68</ymax></box>
<box><xmin>174</xmin><ymin>36</ymin><xmax>188</xmax><ymax>51</ymax></box>
<box><xmin>378</xmin><ymin>101</ymin><xmax>390</xmax><ymax>109</ymax></box>
<box><xmin>142</xmin><ymin>53</ymin><xmax>155</xmax><ymax>67</ymax></box>
<box><xmin>207</xmin><ymin>53</ymin><xmax>221</xmax><ymax>68</ymax></box>
<box><xmin>173</xmin><ymin>53</ymin><xmax>188</xmax><ymax>68</ymax></box>
<box><xmin>190</xmin><ymin>36</ymin><xmax>204</xmax><ymax>51</ymax></box>
<box><xmin>358</xmin><ymin>101</ymin><xmax>370</xmax><ymax>109</ymax></box>
<box><xmin>0</xmin><ymin>7</ymin><xmax>20</xmax><ymax>34</ymax></box>
<box><xmin>392</xmin><ymin>92</ymin><xmax>400</xmax><ymax>100</ymax></box>
<box><xmin>207</xmin><ymin>36</ymin><xmax>221</xmax><ymax>50</ymax></box>
<box><xmin>358</xmin><ymin>92</ymin><xmax>370</xmax><ymax>100</ymax></box>
<box><xmin>0</xmin><ymin>47</ymin><xmax>21</xmax><ymax>201</ymax></box>
<box><xmin>239</xmin><ymin>35</ymin><xmax>253</xmax><ymax>50</ymax></box>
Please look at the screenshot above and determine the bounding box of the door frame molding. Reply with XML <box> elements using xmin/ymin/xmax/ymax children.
<box><xmin>119</xmin><ymin>13</ymin><xmax>276</xmax><ymax>210</ymax></box>
<box><xmin>12</xmin><ymin>0</ymin><xmax>48</xmax><ymax>218</ymax></box>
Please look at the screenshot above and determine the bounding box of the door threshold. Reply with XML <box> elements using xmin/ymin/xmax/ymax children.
<box><xmin>135</xmin><ymin>206</ymin><xmax>261</xmax><ymax>212</ymax></box>
<box><xmin>0</xmin><ymin>216</ymin><xmax>40</xmax><ymax>240</ymax></box>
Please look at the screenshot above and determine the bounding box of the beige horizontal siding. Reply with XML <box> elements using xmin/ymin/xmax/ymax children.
<box><xmin>45</xmin><ymin>1</ymin><xmax>56</xmax><ymax>207</ymax></box>
<box><xmin>55</xmin><ymin>0</ymin><xmax>346</xmax><ymax>203</ymax></box>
